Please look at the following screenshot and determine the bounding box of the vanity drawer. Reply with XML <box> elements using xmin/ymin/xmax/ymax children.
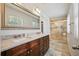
<box><xmin>6</xmin><ymin>43</ymin><xmax>29</xmax><ymax>56</ymax></box>
<box><xmin>30</xmin><ymin>39</ymin><xmax>40</xmax><ymax>56</ymax></box>
<box><xmin>30</xmin><ymin>39</ymin><xmax>40</xmax><ymax>47</ymax></box>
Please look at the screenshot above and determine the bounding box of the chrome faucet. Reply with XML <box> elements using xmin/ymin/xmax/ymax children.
<box><xmin>26</xmin><ymin>33</ymin><xmax>32</xmax><ymax>38</ymax></box>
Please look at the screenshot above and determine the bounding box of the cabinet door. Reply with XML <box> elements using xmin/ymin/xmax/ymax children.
<box><xmin>40</xmin><ymin>37</ymin><xmax>44</xmax><ymax>56</ymax></box>
<box><xmin>5</xmin><ymin>43</ymin><xmax>29</xmax><ymax>56</ymax></box>
<box><xmin>43</xmin><ymin>35</ymin><xmax>49</xmax><ymax>54</ymax></box>
<box><xmin>46</xmin><ymin>35</ymin><xmax>49</xmax><ymax>49</ymax></box>
<box><xmin>39</xmin><ymin>35</ymin><xmax>49</xmax><ymax>56</ymax></box>
<box><xmin>25</xmin><ymin>43</ymin><xmax>30</xmax><ymax>56</ymax></box>
<box><xmin>30</xmin><ymin>39</ymin><xmax>40</xmax><ymax>56</ymax></box>
<box><xmin>43</xmin><ymin>38</ymin><xmax>47</xmax><ymax>54</ymax></box>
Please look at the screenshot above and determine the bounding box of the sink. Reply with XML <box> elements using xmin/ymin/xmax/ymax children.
<box><xmin>13</xmin><ymin>38</ymin><xmax>27</xmax><ymax>42</ymax></box>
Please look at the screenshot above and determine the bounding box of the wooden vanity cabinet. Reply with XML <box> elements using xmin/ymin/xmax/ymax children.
<box><xmin>1</xmin><ymin>39</ymin><xmax>40</xmax><ymax>56</ymax></box>
<box><xmin>1</xmin><ymin>35</ymin><xmax>49</xmax><ymax>56</ymax></box>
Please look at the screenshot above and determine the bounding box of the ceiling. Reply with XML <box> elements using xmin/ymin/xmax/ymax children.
<box><xmin>22</xmin><ymin>3</ymin><xmax>71</xmax><ymax>18</ymax></box>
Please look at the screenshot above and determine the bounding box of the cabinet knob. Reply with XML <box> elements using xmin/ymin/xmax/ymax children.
<box><xmin>30</xmin><ymin>49</ymin><xmax>32</xmax><ymax>52</ymax></box>
<box><xmin>41</xmin><ymin>52</ymin><xmax>43</xmax><ymax>55</ymax></box>
<box><xmin>27</xmin><ymin>51</ymin><xmax>30</xmax><ymax>54</ymax></box>
<box><xmin>40</xmin><ymin>48</ymin><xmax>42</xmax><ymax>50</ymax></box>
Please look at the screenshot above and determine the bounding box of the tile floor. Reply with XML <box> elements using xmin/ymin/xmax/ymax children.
<box><xmin>45</xmin><ymin>39</ymin><xmax>70</xmax><ymax>56</ymax></box>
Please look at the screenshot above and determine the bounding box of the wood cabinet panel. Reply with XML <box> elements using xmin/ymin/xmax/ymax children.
<box><xmin>30</xmin><ymin>39</ymin><xmax>40</xmax><ymax>56</ymax></box>
<box><xmin>2</xmin><ymin>43</ymin><xmax>30</xmax><ymax>56</ymax></box>
<box><xmin>39</xmin><ymin>37</ymin><xmax>44</xmax><ymax>56</ymax></box>
<box><xmin>6</xmin><ymin>44</ymin><xmax>27</xmax><ymax>56</ymax></box>
<box><xmin>1</xmin><ymin>51</ymin><xmax>6</xmax><ymax>56</ymax></box>
<box><xmin>39</xmin><ymin>35</ymin><xmax>49</xmax><ymax>55</ymax></box>
<box><xmin>30</xmin><ymin>45</ymin><xmax>40</xmax><ymax>56</ymax></box>
<box><xmin>43</xmin><ymin>35</ymin><xmax>49</xmax><ymax>55</ymax></box>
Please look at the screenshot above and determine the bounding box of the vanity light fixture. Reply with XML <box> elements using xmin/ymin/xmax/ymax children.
<box><xmin>35</xmin><ymin>8</ymin><xmax>40</xmax><ymax>14</ymax></box>
<box><xmin>33</xmin><ymin>8</ymin><xmax>40</xmax><ymax>16</ymax></box>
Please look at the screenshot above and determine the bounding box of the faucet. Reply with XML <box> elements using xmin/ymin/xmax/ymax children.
<box><xmin>26</xmin><ymin>33</ymin><xmax>32</xmax><ymax>38</ymax></box>
<box><xmin>26</xmin><ymin>33</ymin><xmax>31</xmax><ymax>38</ymax></box>
<box><xmin>27</xmin><ymin>33</ymin><xmax>29</xmax><ymax>38</ymax></box>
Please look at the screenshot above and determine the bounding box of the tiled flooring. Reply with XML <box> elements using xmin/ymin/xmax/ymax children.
<box><xmin>45</xmin><ymin>39</ymin><xmax>70</xmax><ymax>56</ymax></box>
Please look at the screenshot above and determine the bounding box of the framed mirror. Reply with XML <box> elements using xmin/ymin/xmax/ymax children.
<box><xmin>1</xmin><ymin>3</ymin><xmax>40</xmax><ymax>29</ymax></box>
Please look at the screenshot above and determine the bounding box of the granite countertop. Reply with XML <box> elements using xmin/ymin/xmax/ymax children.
<box><xmin>1</xmin><ymin>34</ymin><xmax>49</xmax><ymax>52</ymax></box>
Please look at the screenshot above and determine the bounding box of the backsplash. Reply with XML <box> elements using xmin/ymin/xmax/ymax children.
<box><xmin>0</xmin><ymin>30</ymin><xmax>41</xmax><ymax>40</ymax></box>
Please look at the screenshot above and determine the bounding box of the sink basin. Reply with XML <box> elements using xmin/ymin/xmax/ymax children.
<box><xmin>13</xmin><ymin>38</ymin><xmax>27</xmax><ymax>42</ymax></box>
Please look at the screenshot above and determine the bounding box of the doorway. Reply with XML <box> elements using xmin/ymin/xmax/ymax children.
<box><xmin>48</xmin><ymin>19</ymin><xmax>70</xmax><ymax>56</ymax></box>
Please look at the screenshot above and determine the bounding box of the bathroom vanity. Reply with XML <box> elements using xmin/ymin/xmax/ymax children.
<box><xmin>1</xmin><ymin>35</ymin><xmax>49</xmax><ymax>56</ymax></box>
<box><xmin>1</xmin><ymin>3</ymin><xmax>49</xmax><ymax>56</ymax></box>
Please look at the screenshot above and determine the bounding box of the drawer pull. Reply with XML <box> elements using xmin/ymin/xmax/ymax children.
<box><xmin>30</xmin><ymin>50</ymin><xmax>32</xmax><ymax>52</ymax></box>
<box><xmin>27</xmin><ymin>51</ymin><xmax>30</xmax><ymax>54</ymax></box>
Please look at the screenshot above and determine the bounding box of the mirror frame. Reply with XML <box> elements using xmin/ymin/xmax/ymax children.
<box><xmin>1</xmin><ymin>3</ymin><xmax>40</xmax><ymax>30</ymax></box>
